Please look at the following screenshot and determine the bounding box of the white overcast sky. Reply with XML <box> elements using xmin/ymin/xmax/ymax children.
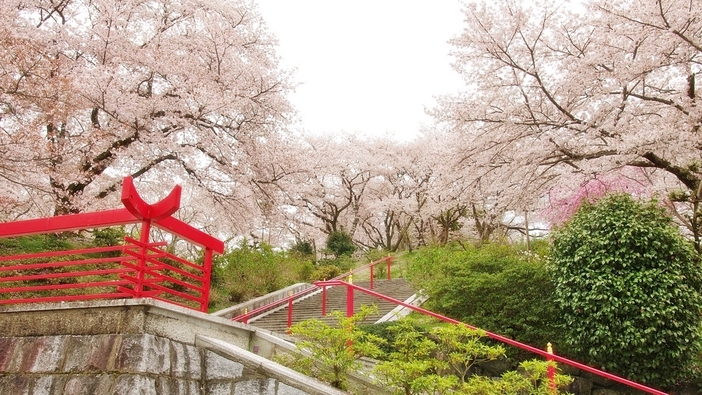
<box><xmin>256</xmin><ymin>1</ymin><xmax>466</xmax><ymax>141</ymax></box>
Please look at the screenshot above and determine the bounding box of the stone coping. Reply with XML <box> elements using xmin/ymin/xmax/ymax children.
<box><xmin>0</xmin><ymin>298</ymin><xmax>253</xmax><ymax>348</ymax></box>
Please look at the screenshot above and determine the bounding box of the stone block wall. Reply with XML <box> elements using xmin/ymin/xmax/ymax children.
<box><xmin>0</xmin><ymin>300</ymin><xmax>349</xmax><ymax>395</ymax></box>
<box><xmin>0</xmin><ymin>333</ymin><xmax>317</xmax><ymax>395</ymax></box>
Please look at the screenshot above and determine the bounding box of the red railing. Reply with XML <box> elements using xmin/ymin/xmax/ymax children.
<box><xmin>0</xmin><ymin>176</ymin><xmax>223</xmax><ymax>312</ymax></box>
<box><xmin>231</xmin><ymin>256</ymin><xmax>394</xmax><ymax>326</ymax></box>
<box><xmin>314</xmin><ymin>279</ymin><xmax>668</xmax><ymax>395</ymax></box>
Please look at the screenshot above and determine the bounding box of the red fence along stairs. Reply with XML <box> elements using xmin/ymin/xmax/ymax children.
<box><xmin>239</xmin><ymin>278</ymin><xmax>417</xmax><ymax>333</ymax></box>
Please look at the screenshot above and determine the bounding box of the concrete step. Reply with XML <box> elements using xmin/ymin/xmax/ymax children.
<box><xmin>249</xmin><ymin>279</ymin><xmax>416</xmax><ymax>334</ymax></box>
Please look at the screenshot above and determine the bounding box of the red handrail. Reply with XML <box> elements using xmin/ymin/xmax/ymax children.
<box><xmin>231</xmin><ymin>256</ymin><xmax>394</xmax><ymax>323</ymax></box>
<box><xmin>313</xmin><ymin>279</ymin><xmax>668</xmax><ymax>395</ymax></box>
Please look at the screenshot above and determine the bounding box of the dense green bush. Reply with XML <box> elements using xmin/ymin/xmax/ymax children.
<box><xmin>290</xmin><ymin>238</ymin><xmax>315</xmax><ymax>256</ymax></box>
<box><xmin>318</xmin><ymin>255</ymin><xmax>355</xmax><ymax>273</ymax></box>
<box><xmin>359</xmin><ymin>320</ymin><xmax>427</xmax><ymax>355</ymax></box>
<box><xmin>325</xmin><ymin>230</ymin><xmax>356</xmax><ymax>257</ymax></box>
<box><xmin>91</xmin><ymin>227</ymin><xmax>126</xmax><ymax>248</ymax></box>
<box><xmin>552</xmin><ymin>194</ymin><xmax>702</xmax><ymax>387</ymax></box>
<box><xmin>288</xmin><ymin>305</ymin><xmax>386</xmax><ymax>390</ymax></box>
<box><xmin>372</xmin><ymin>318</ymin><xmax>572</xmax><ymax>395</ymax></box>
<box><xmin>209</xmin><ymin>240</ymin><xmax>312</xmax><ymax>311</ymax></box>
<box><xmin>405</xmin><ymin>242</ymin><xmax>564</xmax><ymax>360</ymax></box>
<box><xmin>310</xmin><ymin>264</ymin><xmax>342</xmax><ymax>281</ymax></box>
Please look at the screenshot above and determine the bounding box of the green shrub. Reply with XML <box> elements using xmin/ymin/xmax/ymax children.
<box><xmin>310</xmin><ymin>265</ymin><xmax>342</xmax><ymax>281</ymax></box>
<box><xmin>405</xmin><ymin>243</ymin><xmax>564</xmax><ymax>360</ymax></box>
<box><xmin>209</xmin><ymin>240</ymin><xmax>308</xmax><ymax>311</ymax></box>
<box><xmin>359</xmin><ymin>320</ymin><xmax>425</xmax><ymax>355</ymax></box>
<box><xmin>325</xmin><ymin>230</ymin><xmax>356</xmax><ymax>257</ymax></box>
<box><xmin>289</xmin><ymin>304</ymin><xmax>386</xmax><ymax>390</ymax></box>
<box><xmin>298</xmin><ymin>261</ymin><xmax>315</xmax><ymax>282</ymax></box>
<box><xmin>374</xmin><ymin>319</ymin><xmax>572</xmax><ymax>395</ymax></box>
<box><xmin>91</xmin><ymin>227</ymin><xmax>126</xmax><ymax>247</ymax></box>
<box><xmin>552</xmin><ymin>194</ymin><xmax>702</xmax><ymax>387</ymax></box>
<box><xmin>290</xmin><ymin>238</ymin><xmax>315</xmax><ymax>257</ymax></box>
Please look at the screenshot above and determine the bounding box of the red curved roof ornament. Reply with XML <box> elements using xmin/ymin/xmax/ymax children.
<box><xmin>121</xmin><ymin>176</ymin><xmax>181</xmax><ymax>221</ymax></box>
<box><xmin>0</xmin><ymin>176</ymin><xmax>223</xmax><ymax>254</ymax></box>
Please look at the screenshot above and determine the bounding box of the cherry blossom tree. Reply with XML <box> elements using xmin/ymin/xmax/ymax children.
<box><xmin>275</xmin><ymin>134</ymin><xmax>379</xmax><ymax>248</ymax></box>
<box><xmin>0</xmin><ymin>0</ymin><xmax>293</xmax><ymax>234</ymax></box>
<box><xmin>356</xmin><ymin>137</ymin><xmax>423</xmax><ymax>251</ymax></box>
<box><xmin>433</xmin><ymin>0</ymin><xmax>701</xmax><ymax>244</ymax></box>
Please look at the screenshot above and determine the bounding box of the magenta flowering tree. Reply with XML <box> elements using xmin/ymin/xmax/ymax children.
<box><xmin>544</xmin><ymin>170</ymin><xmax>651</xmax><ymax>227</ymax></box>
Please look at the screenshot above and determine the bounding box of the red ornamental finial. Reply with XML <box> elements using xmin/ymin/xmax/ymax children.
<box><xmin>120</xmin><ymin>176</ymin><xmax>181</xmax><ymax>221</ymax></box>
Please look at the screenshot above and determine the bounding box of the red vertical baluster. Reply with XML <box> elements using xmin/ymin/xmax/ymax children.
<box><xmin>135</xmin><ymin>220</ymin><xmax>152</xmax><ymax>297</ymax></box>
<box><xmin>387</xmin><ymin>256</ymin><xmax>392</xmax><ymax>280</ymax></box>
<box><xmin>346</xmin><ymin>286</ymin><xmax>354</xmax><ymax>318</ymax></box>
<box><xmin>200</xmin><ymin>248</ymin><xmax>213</xmax><ymax>312</ymax></box>
<box><xmin>547</xmin><ymin>342</ymin><xmax>556</xmax><ymax>394</ymax></box>
<box><xmin>287</xmin><ymin>297</ymin><xmax>293</xmax><ymax>334</ymax></box>
<box><xmin>346</xmin><ymin>285</ymin><xmax>354</xmax><ymax>350</ymax></box>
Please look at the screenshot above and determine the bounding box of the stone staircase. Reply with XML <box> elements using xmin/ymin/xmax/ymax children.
<box><xmin>247</xmin><ymin>279</ymin><xmax>417</xmax><ymax>334</ymax></box>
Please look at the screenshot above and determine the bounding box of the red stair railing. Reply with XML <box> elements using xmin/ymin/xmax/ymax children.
<box><xmin>0</xmin><ymin>176</ymin><xmax>223</xmax><ymax>312</ymax></box>
<box><xmin>314</xmin><ymin>279</ymin><xmax>668</xmax><ymax>395</ymax></box>
<box><xmin>231</xmin><ymin>256</ymin><xmax>394</xmax><ymax>326</ymax></box>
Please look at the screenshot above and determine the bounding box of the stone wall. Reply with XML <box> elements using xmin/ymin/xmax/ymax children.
<box><xmin>0</xmin><ymin>299</ymin><xmax>348</xmax><ymax>395</ymax></box>
<box><xmin>0</xmin><ymin>332</ymin><xmax>324</xmax><ymax>394</ymax></box>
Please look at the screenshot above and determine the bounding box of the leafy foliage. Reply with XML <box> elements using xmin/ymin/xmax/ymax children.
<box><xmin>552</xmin><ymin>194</ymin><xmax>702</xmax><ymax>387</ymax></box>
<box><xmin>374</xmin><ymin>319</ymin><xmax>571</xmax><ymax>395</ymax></box>
<box><xmin>290</xmin><ymin>239</ymin><xmax>315</xmax><ymax>257</ymax></box>
<box><xmin>0</xmin><ymin>234</ymin><xmax>74</xmax><ymax>255</ymax></box>
<box><xmin>460</xmin><ymin>359</ymin><xmax>572</xmax><ymax>395</ymax></box>
<box><xmin>309</xmin><ymin>264</ymin><xmax>342</xmax><ymax>281</ymax></box>
<box><xmin>288</xmin><ymin>304</ymin><xmax>386</xmax><ymax>390</ymax></box>
<box><xmin>209</xmin><ymin>241</ymin><xmax>312</xmax><ymax>310</ymax></box>
<box><xmin>325</xmin><ymin>230</ymin><xmax>357</xmax><ymax>257</ymax></box>
<box><xmin>405</xmin><ymin>242</ymin><xmax>564</xmax><ymax>359</ymax></box>
<box><xmin>374</xmin><ymin>319</ymin><xmax>454</xmax><ymax>395</ymax></box>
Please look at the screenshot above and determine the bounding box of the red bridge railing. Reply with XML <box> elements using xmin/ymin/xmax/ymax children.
<box><xmin>314</xmin><ymin>279</ymin><xmax>668</xmax><ymax>395</ymax></box>
<box><xmin>0</xmin><ymin>176</ymin><xmax>224</xmax><ymax>312</ymax></box>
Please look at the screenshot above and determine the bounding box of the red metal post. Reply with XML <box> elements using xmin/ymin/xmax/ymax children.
<box><xmin>387</xmin><ymin>256</ymin><xmax>392</xmax><ymax>280</ymax></box>
<box><xmin>346</xmin><ymin>286</ymin><xmax>354</xmax><ymax>318</ymax></box>
<box><xmin>134</xmin><ymin>220</ymin><xmax>152</xmax><ymax>297</ymax></box>
<box><xmin>321</xmin><ymin>286</ymin><xmax>327</xmax><ymax>316</ymax></box>
<box><xmin>200</xmin><ymin>248</ymin><xmax>214</xmax><ymax>312</ymax></box>
<box><xmin>287</xmin><ymin>298</ymin><xmax>293</xmax><ymax>333</ymax></box>
<box><xmin>547</xmin><ymin>342</ymin><xmax>556</xmax><ymax>393</ymax></box>
<box><xmin>346</xmin><ymin>286</ymin><xmax>355</xmax><ymax>350</ymax></box>
<box><xmin>370</xmin><ymin>265</ymin><xmax>374</xmax><ymax>290</ymax></box>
